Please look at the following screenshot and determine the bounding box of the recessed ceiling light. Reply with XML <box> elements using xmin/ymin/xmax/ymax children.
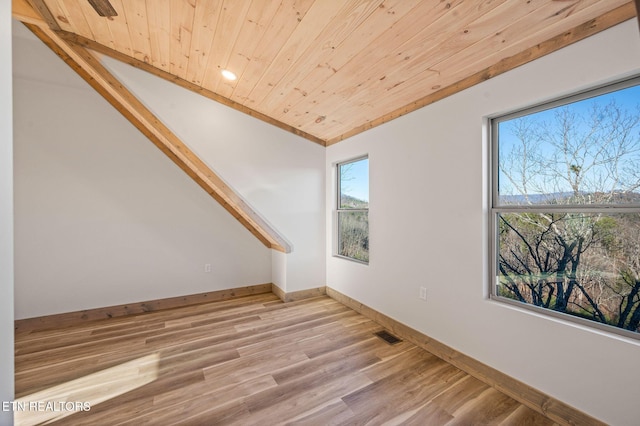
<box><xmin>221</xmin><ymin>69</ymin><xmax>237</xmax><ymax>81</ymax></box>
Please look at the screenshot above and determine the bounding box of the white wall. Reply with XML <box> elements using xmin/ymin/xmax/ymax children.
<box><xmin>99</xmin><ymin>56</ymin><xmax>327</xmax><ymax>294</ymax></box>
<box><xmin>13</xmin><ymin>23</ymin><xmax>272</xmax><ymax>319</ymax></box>
<box><xmin>327</xmin><ymin>20</ymin><xmax>640</xmax><ymax>425</ymax></box>
<box><xmin>1</xmin><ymin>3</ymin><xmax>14</xmax><ymax>425</ymax></box>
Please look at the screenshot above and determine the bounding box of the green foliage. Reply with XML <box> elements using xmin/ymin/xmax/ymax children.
<box><xmin>338</xmin><ymin>211</ymin><xmax>369</xmax><ymax>262</ymax></box>
<box><xmin>593</xmin><ymin>216</ymin><xmax>618</xmax><ymax>250</ymax></box>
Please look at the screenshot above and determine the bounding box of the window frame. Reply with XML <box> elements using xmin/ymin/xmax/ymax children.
<box><xmin>489</xmin><ymin>75</ymin><xmax>640</xmax><ymax>340</ymax></box>
<box><xmin>334</xmin><ymin>155</ymin><xmax>369</xmax><ymax>264</ymax></box>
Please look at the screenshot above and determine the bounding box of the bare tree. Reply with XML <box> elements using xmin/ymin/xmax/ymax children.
<box><xmin>500</xmin><ymin>100</ymin><xmax>640</xmax><ymax>203</ymax></box>
<box><xmin>497</xmin><ymin>99</ymin><xmax>640</xmax><ymax>330</ymax></box>
<box><xmin>609</xmin><ymin>215</ymin><xmax>640</xmax><ymax>331</ymax></box>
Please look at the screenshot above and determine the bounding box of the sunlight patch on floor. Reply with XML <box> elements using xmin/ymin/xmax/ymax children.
<box><xmin>14</xmin><ymin>353</ymin><xmax>160</xmax><ymax>425</ymax></box>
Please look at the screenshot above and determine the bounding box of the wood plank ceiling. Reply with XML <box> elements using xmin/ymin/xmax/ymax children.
<box><xmin>20</xmin><ymin>0</ymin><xmax>639</xmax><ymax>146</ymax></box>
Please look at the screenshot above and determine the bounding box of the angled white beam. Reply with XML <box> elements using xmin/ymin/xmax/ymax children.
<box><xmin>12</xmin><ymin>2</ymin><xmax>291</xmax><ymax>253</ymax></box>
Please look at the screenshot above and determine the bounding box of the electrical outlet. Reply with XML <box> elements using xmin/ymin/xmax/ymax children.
<box><xmin>419</xmin><ymin>286</ymin><xmax>427</xmax><ymax>301</ymax></box>
<box><xmin>204</xmin><ymin>263</ymin><xmax>212</xmax><ymax>273</ymax></box>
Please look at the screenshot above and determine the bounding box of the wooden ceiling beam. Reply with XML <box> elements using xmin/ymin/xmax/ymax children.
<box><xmin>25</xmin><ymin>0</ymin><xmax>60</xmax><ymax>30</ymax></box>
<box><xmin>635</xmin><ymin>0</ymin><xmax>640</xmax><ymax>30</ymax></box>
<box><xmin>15</xmin><ymin>15</ymin><xmax>291</xmax><ymax>253</ymax></box>
<box><xmin>12</xmin><ymin>0</ymin><xmax>45</xmax><ymax>26</ymax></box>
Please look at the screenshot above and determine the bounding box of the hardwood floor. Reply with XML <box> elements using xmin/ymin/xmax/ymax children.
<box><xmin>15</xmin><ymin>294</ymin><xmax>557</xmax><ymax>425</ymax></box>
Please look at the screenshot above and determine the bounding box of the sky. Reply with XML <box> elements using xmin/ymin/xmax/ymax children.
<box><xmin>339</xmin><ymin>157</ymin><xmax>369</xmax><ymax>203</ymax></box>
<box><xmin>497</xmin><ymin>81</ymin><xmax>640</xmax><ymax>200</ymax></box>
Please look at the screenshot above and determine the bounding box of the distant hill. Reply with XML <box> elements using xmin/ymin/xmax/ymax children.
<box><xmin>340</xmin><ymin>193</ymin><xmax>368</xmax><ymax>208</ymax></box>
<box><xmin>500</xmin><ymin>191</ymin><xmax>640</xmax><ymax>205</ymax></box>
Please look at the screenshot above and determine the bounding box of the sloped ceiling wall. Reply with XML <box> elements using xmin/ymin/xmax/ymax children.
<box><xmin>13</xmin><ymin>22</ymin><xmax>280</xmax><ymax>318</ymax></box>
<box><xmin>98</xmin><ymin>52</ymin><xmax>327</xmax><ymax>294</ymax></box>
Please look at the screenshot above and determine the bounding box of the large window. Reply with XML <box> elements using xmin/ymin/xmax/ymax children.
<box><xmin>336</xmin><ymin>156</ymin><xmax>369</xmax><ymax>263</ymax></box>
<box><xmin>490</xmin><ymin>77</ymin><xmax>640</xmax><ymax>339</ymax></box>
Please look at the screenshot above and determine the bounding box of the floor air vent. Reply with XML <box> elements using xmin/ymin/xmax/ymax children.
<box><xmin>374</xmin><ymin>330</ymin><xmax>402</xmax><ymax>345</ymax></box>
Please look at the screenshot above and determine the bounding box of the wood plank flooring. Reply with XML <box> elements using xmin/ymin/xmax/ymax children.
<box><xmin>14</xmin><ymin>294</ymin><xmax>557</xmax><ymax>425</ymax></box>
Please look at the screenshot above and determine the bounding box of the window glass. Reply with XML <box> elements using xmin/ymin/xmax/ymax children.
<box><xmin>497</xmin><ymin>84</ymin><xmax>640</xmax><ymax>206</ymax></box>
<box><xmin>339</xmin><ymin>158</ymin><xmax>369</xmax><ymax>209</ymax></box>
<box><xmin>337</xmin><ymin>157</ymin><xmax>369</xmax><ymax>263</ymax></box>
<box><xmin>492</xmin><ymin>79</ymin><xmax>640</xmax><ymax>338</ymax></box>
<box><xmin>337</xmin><ymin>211</ymin><xmax>369</xmax><ymax>263</ymax></box>
<box><xmin>497</xmin><ymin>212</ymin><xmax>640</xmax><ymax>331</ymax></box>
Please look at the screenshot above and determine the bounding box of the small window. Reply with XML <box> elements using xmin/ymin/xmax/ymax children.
<box><xmin>490</xmin><ymin>77</ymin><xmax>640</xmax><ymax>339</ymax></box>
<box><xmin>336</xmin><ymin>156</ymin><xmax>369</xmax><ymax>263</ymax></box>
